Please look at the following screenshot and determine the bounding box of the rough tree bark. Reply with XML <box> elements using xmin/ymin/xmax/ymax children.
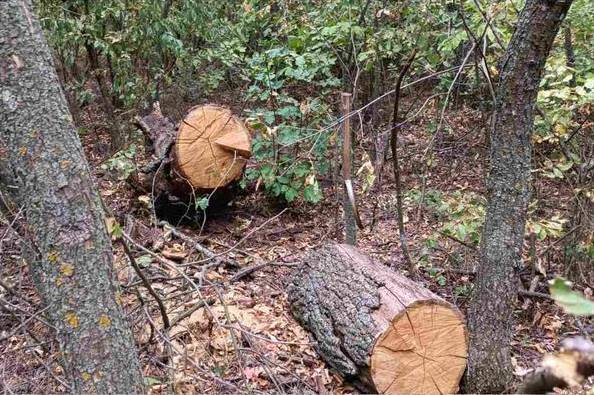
<box><xmin>466</xmin><ymin>0</ymin><xmax>573</xmax><ymax>392</ymax></box>
<box><xmin>289</xmin><ymin>244</ymin><xmax>468</xmax><ymax>394</ymax></box>
<box><xmin>0</xmin><ymin>1</ymin><xmax>143</xmax><ymax>393</ymax></box>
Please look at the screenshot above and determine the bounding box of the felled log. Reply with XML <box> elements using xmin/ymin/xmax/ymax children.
<box><xmin>288</xmin><ymin>244</ymin><xmax>468</xmax><ymax>395</ymax></box>
<box><xmin>134</xmin><ymin>103</ymin><xmax>251</xmax><ymax>222</ymax></box>
<box><xmin>174</xmin><ymin>105</ymin><xmax>251</xmax><ymax>189</ymax></box>
<box><xmin>136</xmin><ymin>103</ymin><xmax>251</xmax><ymax>189</ymax></box>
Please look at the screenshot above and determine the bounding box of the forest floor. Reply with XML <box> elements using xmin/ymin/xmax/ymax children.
<box><xmin>1</xmin><ymin>90</ymin><xmax>591</xmax><ymax>393</ymax></box>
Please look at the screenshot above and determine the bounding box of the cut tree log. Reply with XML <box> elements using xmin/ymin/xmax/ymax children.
<box><xmin>135</xmin><ymin>103</ymin><xmax>251</xmax><ymax>191</ymax></box>
<box><xmin>175</xmin><ymin>105</ymin><xmax>251</xmax><ymax>189</ymax></box>
<box><xmin>134</xmin><ymin>103</ymin><xmax>251</xmax><ymax>222</ymax></box>
<box><xmin>288</xmin><ymin>244</ymin><xmax>468</xmax><ymax>395</ymax></box>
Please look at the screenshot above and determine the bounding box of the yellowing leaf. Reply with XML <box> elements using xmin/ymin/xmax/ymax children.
<box><xmin>98</xmin><ymin>314</ymin><xmax>112</xmax><ymax>328</ymax></box>
<box><xmin>554</xmin><ymin>123</ymin><xmax>568</xmax><ymax>136</ymax></box>
<box><xmin>65</xmin><ymin>311</ymin><xmax>79</xmax><ymax>328</ymax></box>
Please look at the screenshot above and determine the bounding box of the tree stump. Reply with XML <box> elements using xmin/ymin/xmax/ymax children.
<box><xmin>136</xmin><ymin>103</ymin><xmax>251</xmax><ymax>189</ymax></box>
<box><xmin>175</xmin><ymin>105</ymin><xmax>251</xmax><ymax>189</ymax></box>
<box><xmin>135</xmin><ymin>103</ymin><xmax>251</xmax><ymax>222</ymax></box>
<box><xmin>288</xmin><ymin>244</ymin><xmax>468</xmax><ymax>394</ymax></box>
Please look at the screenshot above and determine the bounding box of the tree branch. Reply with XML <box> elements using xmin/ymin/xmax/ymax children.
<box><xmin>390</xmin><ymin>48</ymin><xmax>417</xmax><ymax>273</ymax></box>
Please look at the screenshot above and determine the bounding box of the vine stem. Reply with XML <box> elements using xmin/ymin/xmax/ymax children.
<box><xmin>390</xmin><ymin>49</ymin><xmax>417</xmax><ymax>274</ymax></box>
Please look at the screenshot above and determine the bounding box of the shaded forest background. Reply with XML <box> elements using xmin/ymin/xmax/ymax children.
<box><xmin>1</xmin><ymin>0</ymin><xmax>593</xmax><ymax>393</ymax></box>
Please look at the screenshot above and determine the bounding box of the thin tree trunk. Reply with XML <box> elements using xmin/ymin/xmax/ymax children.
<box><xmin>0</xmin><ymin>1</ymin><xmax>143</xmax><ymax>393</ymax></box>
<box><xmin>390</xmin><ymin>50</ymin><xmax>416</xmax><ymax>273</ymax></box>
<box><xmin>84</xmin><ymin>41</ymin><xmax>126</xmax><ymax>152</ymax></box>
<box><xmin>81</xmin><ymin>0</ymin><xmax>125</xmax><ymax>152</ymax></box>
<box><xmin>563</xmin><ymin>25</ymin><xmax>576</xmax><ymax>87</ymax></box>
<box><xmin>466</xmin><ymin>0</ymin><xmax>573</xmax><ymax>392</ymax></box>
<box><xmin>341</xmin><ymin>93</ymin><xmax>357</xmax><ymax>245</ymax></box>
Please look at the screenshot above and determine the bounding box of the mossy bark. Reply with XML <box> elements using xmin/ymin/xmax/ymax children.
<box><xmin>466</xmin><ymin>0</ymin><xmax>573</xmax><ymax>392</ymax></box>
<box><xmin>0</xmin><ymin>1</ymin><xmax>143</xmax><ymax>393</ymax></box>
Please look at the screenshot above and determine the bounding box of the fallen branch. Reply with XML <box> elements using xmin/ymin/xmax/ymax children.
<box><xmin>169</xmin><ymin>298</ymin><xmax>215</xmax><ymax>328</ymax></box>
<box><xmin>120</xmin><ymin>238</ymin><xmax>171</xmax><ymax>329</ymax></box>
<box><xmin>229</xmin><ymin>261</ymin><xmax>299</xmax><ymax>283</ymax></box>
<box><xmin>437</xmin><ymin>230</ymin><xmax>477</xmax><ymax>251</ymax></box>
<box><xmin>182</xmin><ymin>209</ymin><xmax>288</xmax><ymax>266</ymax></box>
<box><xmin>422</xmin><ymin>266</ymin><xmax>476</xmax><ymax>276</ymax></box>
<box><xmin>159</xmin><ymin>221</ymin><xmax>217</xmax><ymax>258</ymax></box>
<box><xmin>159</xmin><ymin>220</ymin><xmax>238</xmax><ymax>268</ymax></box>
<box><xmin>0</xmin><ymin>303</ymin><xmax>51</xmax><ymax>343</ymax></box>
<box><xmin>518</xmin><ymin>289</ymin><xmax>551</xmax><ymax>300</ymax></box>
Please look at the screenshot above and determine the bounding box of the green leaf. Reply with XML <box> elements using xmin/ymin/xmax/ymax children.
<box><xmin>437</xmin><ymin>31</ymin><xmax>466</xmax><ymax>54</ymax></box>
<box><xmin>456</xmin><ymin>224</ymin><xmax>467</xmax><ymax>241</ymax></box>
<box><xmin>284</xmin><ymin>187</ymin><xmax>298</xmax><ymax>202</ymax></box>
<box><xmin>436</xmin><ymin>275</ymin><xmax>446</xmax><ymax>286</ymax></box>
<box><xmin>196</xmin><ymin>196</ymin><xmax>209</xmax><ymax>211</ymax></box>
<box><xmin>276</xmin><ymin>176</ymin><xmax>290</xmax><ymax>185</ymax></box>
<box><xmin>550</xmin><ymin>278</ymin><xmax>594</xmax><ymax>316</ymax></box>
<box><xmin>111</xmin><ymin>222</ymin><xmax>123</xmax><ymax>239</ymax></box>
<box><xmin>136</xmin><ymin>255</ymin><xmax>153</xmax><ymax>269</ymax></box>
<box><xmin>287</xmin><ymin>36</ymin><xmax>303</xmax><ymax>51</ymax></box>
<box><xmin>294</xmin><ymin>55</ymin><xmax>306</xmax><ymax>67</ymax></box>
<box><xmin>425</xmin><ymin>238</ymin><xmax>438</xmax><ymax>249</ymax></box>
<box><xmin>303</xmin><ymin>182</ymin><xmax>322</xmax><ymax>203</ymax></box>
<box><xmin>144</xmin><ymin>376</ymin><xmax>162</xmax><ymax>386</ymax></box>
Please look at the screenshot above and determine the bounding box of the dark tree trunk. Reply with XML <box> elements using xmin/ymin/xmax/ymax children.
<box><xmin>563</xmin><ymin>25</ymin><xmax>576</xmax><ymax>87</ymax></box>
<box><xmin>466</xmin><ymin>0</ymin><xmax>573</xmax><ymax>392</ymax></box>
<box><xmin>0</xmin><ymin>1</ymin><xmax>143</xmax><ymax>393</ymax></box>
<box><xmin>340</xmin><ymin>93</ymin><xmax>357</xmax><ymax>245</ymax></box>
<box><xmin>84</xmin><ymin>41</ymin><xmax>126</xmax><ymax>152</ymax></box>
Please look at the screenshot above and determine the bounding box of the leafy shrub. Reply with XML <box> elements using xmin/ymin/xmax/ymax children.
<box><xmin>100</xmin><ymin>144</ymin><xmax>137</xmax><ymax>180</ymax></box>
<box><xmin>408</xmin><ymin>189</ymin><xmax>485</xmax><ymax>247</ymax></box>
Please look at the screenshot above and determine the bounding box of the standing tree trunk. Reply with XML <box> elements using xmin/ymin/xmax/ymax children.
<box><xmin>81</xmin><ymin>0</ymin><xmax>126</xmax><ymax>152</ymax></box>
<box><xmin>0</xmin><ymin>1</ymin><xmax>143</xmax><ymax>393</ymax></box>
<box><xmin>85</xmin><ymin>41</ymin><xmax>126</xmax><ymax>152</ymax></box>
<box><xmin>340</xmin><ymin>93</ymin><xmax>357</xmax><ymax>245</ymax></box>
<box><xmin>563</xmin><ymin>25</ymin><xmax>576</xmax><ymax>87</ymax></box>
<box><xmin>466</xmin><ymin>0</ymin><xmax>573</xmax><ymax>392</ymax></box>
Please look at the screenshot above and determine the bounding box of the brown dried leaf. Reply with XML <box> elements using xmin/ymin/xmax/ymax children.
<box><xmin>162</xmin><ymin>248</ymin><xmax>187</xmax><ymax>261</ymax></box>
<box><xmin>210</xmin><ymin>327</ymin><xmax>233</xmax><ymax>351</ymax></box>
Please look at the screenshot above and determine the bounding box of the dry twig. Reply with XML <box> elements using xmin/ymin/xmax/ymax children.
<box><xmin>119</xmin><ymin>238</ymin><xmax>171</xmax><ymax>329</ymax></box>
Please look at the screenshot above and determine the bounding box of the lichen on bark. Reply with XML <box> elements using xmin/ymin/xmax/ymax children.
<box><xmin>0</xmin><ymin>1</ymin><xmax>143</xmax><ymax>392</ymax></box>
